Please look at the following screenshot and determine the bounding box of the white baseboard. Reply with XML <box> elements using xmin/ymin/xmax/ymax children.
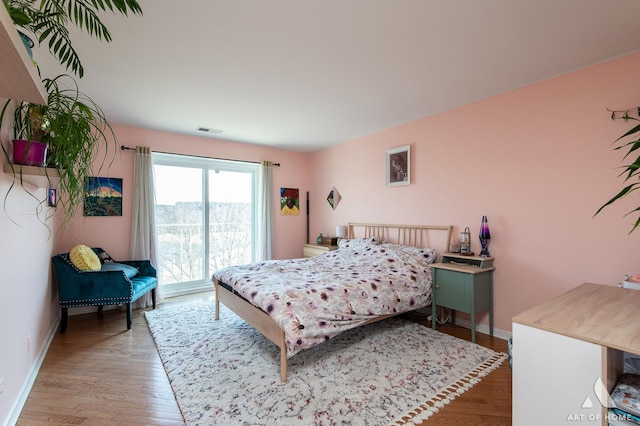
<box><xmin>7</xmin><ymin>315</ymin><xmax>60</xmax><ymax>426</ymax></box>
<box><xmin>453</xmin><ymin>317</ymin><xmax>511</xmax><ymax>341</ymax></box>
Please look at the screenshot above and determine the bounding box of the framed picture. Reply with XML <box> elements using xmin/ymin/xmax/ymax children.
<box><xmin>84</xmin><ymin>177</ymin><xmax>123</xmax><ymax>216</ymax></box>
<box><xmin>386</xmin><ymin>145</ymin><xmax>410</xmax><ymax>186</ymax></box>
<box><xmin>280</xmin><ymin>187</ymin><xmax>300</xmax><ymax>215</ymax></box>
<box><xmin>327</xmin><ymin>186</ymin><xmax>342</xmax><ymax>210</ymax></box>
<box><xmin>47</xmin><ymin>188</ymin><xmax>57</xmax><ymax>207</ymax></box>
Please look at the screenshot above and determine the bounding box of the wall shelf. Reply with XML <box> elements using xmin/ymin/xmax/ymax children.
<box><xmin>0</xmin><ymin>2</ymin><xmax>46</xmax><ymax>104</ymax></box>
<box><xmin>4</xmin><ymin>163</ymin><xmax>58</xmax><ymax>187</ymax></box>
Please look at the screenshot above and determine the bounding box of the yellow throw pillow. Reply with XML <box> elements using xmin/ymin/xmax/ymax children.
<box><xmin>69</xmin><ymin>244</ymin><xmax>101</xmax><ymax>271</ymax></box>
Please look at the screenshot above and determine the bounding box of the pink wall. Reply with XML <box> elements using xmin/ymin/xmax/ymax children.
<box><xmin>309</xmin><ymin>51</ymin><xmax>640</xmax><ymax>333</ymax></box>
<box><xmin>54</xmin><ymin>125</ymin><xmax>312</xmax><ymax>261</ymax></box>
<box><xmin>0</xmin><ymin>103</ymin><xmax>59</xmax><ymax>423</ymax></box>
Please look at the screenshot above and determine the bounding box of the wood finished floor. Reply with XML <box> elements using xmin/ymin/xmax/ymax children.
<box><xmin>17</xmin><ymin>293</ymin><xmax>512</xmax><ymax>425</ymax></box>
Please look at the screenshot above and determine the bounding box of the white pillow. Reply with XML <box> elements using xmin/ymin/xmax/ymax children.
<box><xmin>381</xmin><ymin>243</ymin><xmax>437</xmax><ymax>265</ymax></box>
<box><xmin>338</xmin><ymin>236</ymin><xmax>381</xmax><ymax>249</ymax></box>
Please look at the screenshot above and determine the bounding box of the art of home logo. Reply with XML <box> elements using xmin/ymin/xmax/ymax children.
<box><xmin>566</xmin><ymin>378</ymin><xmax>633</xmax><ymax>422</ymax></box>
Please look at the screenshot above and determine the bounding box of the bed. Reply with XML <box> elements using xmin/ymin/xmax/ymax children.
<box><xmin>212</xmin><ymin>222</ymin><xmax>453</xmax><ymax>382</ymax></box>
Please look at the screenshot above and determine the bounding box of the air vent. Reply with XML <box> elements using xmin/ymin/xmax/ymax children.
<box><xmin>197</xmin><ymin>127</ymin><xmax>223</xmax><ymax>134</ymax></box>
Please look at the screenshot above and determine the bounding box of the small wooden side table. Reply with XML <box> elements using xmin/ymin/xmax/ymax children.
<box><xmin>430</xmin><ymin>253</ymin><xmax>495</xmax><ymax>343</ymax></box>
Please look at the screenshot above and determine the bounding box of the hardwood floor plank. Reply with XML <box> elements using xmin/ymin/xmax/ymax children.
<box><xmin>17</xmin><ymin>293</ymin><xmax>511</xmax><ymax>425</ymax></box>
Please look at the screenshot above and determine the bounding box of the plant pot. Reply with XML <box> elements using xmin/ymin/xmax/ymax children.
<box><xmin>12</xmin><ymin>139</ymin><xmax>48</xmax><ymax>167</ymax></box>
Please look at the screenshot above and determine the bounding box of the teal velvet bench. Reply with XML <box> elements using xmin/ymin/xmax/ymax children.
<box><xmin>52</xmin><ymin>246</ymin><xmax>157</xmax><ymax>333</ymax></box>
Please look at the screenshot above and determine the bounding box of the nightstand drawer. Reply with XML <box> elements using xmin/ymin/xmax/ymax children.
<box><xmin>303</xmin><ymin>244</ymin><xmax>337</xmax><ymax>258</ymax></box>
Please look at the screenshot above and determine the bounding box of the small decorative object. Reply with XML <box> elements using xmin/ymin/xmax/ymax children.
<box><xmin>327</xmin><ymin>187</ymin><xmax>342</xmax><ymax>210</ymax></box>
<box><xmin>47</xmin><ymin>188</ymin><xmax>57</xmax><ymax>207</ymax></box>
<box><xmin>385</xmin><ymin>145</ymin><xmax>411</xmax><ymax>186</ymax></box>
<box><xmin>83</xmin><ymin>177</ymin><xmax>123</xmax><ymax>216</ymax></box>
<box><xmin>479</xmin><ymin>216</ymin><xmax>491</xmax><ymax>257</ymax></box>
<box><xmin>460</xmin><ymin>227</ymin><xmax>472</xmax><ymax>255</ymax></box>
<box><xmin>18</xmin><ymin>31</ymin><xmax>34</xmax><ymax>60</ymax></box>
<box><xmin>280</xmin><ymin>188</ymin><xmax>300</xmax><ymax>215</ymax></box>
<box><xmin>316</xmin><ymin>233</ymin><xmax>323</xmax><ymax>244</ymax></box>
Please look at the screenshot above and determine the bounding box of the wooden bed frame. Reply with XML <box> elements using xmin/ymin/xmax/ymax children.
<box><xmin>214</xmin><ymin>222</ymin><xmax>453</xmax><ymax>382</ymax></box>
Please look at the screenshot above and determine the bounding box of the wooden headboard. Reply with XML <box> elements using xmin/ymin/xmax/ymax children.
<box><xmin>347</xmin><ymin>222</ymin><xmax>453</xmax><ymax>253</ymax></box>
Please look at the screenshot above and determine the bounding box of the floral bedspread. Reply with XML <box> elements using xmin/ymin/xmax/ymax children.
<box><xmin>212</xmin><ymin>240</ymin><xmax>437</xmax><ymax>357</ymax></box>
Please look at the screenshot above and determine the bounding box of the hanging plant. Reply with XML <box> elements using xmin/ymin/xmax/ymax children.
<box><xmin>1</xmin><ymin>74</ymin><xmax>117</xmax><ymax>230</ymax></box>
<box><xmin>1</xmin><ymin>0</ymin><xmax>142</xmax><ymax>232</ymax></box>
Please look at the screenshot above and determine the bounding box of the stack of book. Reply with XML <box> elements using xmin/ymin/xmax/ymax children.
<box><xmin>610</xmin><ymin>374</ymin><xmax>640</xmax><ymax>425</ymax></box>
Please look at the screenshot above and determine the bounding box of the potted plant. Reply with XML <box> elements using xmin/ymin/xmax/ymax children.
<box><xmin>9</xmin><ymin>102</ymin><xmax>49</xmax><ymax>166</ymax></box>
<box><xmin>1</xmin><ymin>74</ymin><xmax>117</xmax><ymax>228</ymax></box>
<box><xmin>595</xmin><ymin>109</ymin><xmax>640</xmax><ymax>233</ymax></box>
<box><xmin>0</xmin><ymin>0</ymin><xmax>142</xmax><ymax>230</ymax></box>
<box><xmin>1</xmin><ymin>0</ymin><xmax>142</xmax><ymax>230</ymax></box>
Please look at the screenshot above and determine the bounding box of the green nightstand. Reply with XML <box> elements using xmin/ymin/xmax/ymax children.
<box><xmin>430</xmin><ymin>253</ymin><xmax>495</xmax><ymax>343</ymax></box>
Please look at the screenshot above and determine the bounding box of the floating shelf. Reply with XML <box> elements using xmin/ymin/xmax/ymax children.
<box><xmin>4</xmin><ymin>163</ymin><xmax>58</xmax><ymax>187</ymax></box>
<box><xmin>0</xmin><ymin>2</ymin><xmax>46</xmax><ymax>104</ymax></box>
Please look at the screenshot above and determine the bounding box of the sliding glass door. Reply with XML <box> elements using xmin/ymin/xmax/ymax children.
<box><xmin>153</xmin><ymin>153</ymin><xmax>258</xmax><ymax>297</ymax></box>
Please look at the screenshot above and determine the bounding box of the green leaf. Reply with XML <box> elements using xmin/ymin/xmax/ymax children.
<box><xmin>8</xmin><ymin>0</ymin><xmax>142</xmax><ymax>78</ymax></box>
<box><xmin>615</xmin><ymin>121</ymin><xmax>640</xmax><ymax>142</ymax></box>
<box><xmin>594</xmin><ymin>183</ymin><xmax>640</xmax><ymax>217</ymax></box>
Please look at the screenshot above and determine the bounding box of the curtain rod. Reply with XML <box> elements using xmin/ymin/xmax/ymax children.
<box><xmin>120</xmin><ymin>145</ymin><xmax>280</xmax><ymax>167</ymax></box>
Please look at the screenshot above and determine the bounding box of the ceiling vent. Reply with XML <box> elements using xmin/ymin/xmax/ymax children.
<box><xmin>197</xmin><ymin>127</ymin><xmax>223</xmax><ymax>134</ymax></box>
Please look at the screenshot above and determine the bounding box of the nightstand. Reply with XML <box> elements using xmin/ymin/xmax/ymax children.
<box><xmin>430</xmin><ymin>253</ymin><xmax>495</xmax><ymax>343</ymax></box>
<box><xmin>303</xmin><ymin>243</ymin><xmax>337</xmax><ymax>258</ymax></box>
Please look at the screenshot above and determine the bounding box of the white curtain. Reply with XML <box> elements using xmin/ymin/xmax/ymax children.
<box><xmin>131</xmin><ymin>146</ymin><xmax>162</xmax><ymax>308</ymax></box>
<box><xmin>257</xmin><ymin>160</ymin><xmax>274</xmax><ymax>260</ymax></box>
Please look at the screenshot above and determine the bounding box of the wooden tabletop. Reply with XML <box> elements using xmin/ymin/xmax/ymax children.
<box><xmin>512</xmin><ymin>282</ymin><xmax>640</xmax><ymax>354</ymax></box>
<box><xmin>430</xmin><ymin>262</ymin><xmax>495</xmax><ymax>274</ymax></box>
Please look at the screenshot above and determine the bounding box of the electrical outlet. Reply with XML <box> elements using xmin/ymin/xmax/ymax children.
<box><xmin>27</xmin><ymin>334</ymin><xmax>31</xmax><ymax>354</ymax></box>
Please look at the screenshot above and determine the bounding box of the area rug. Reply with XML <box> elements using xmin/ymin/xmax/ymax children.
<box><xmin>145</xmin><ymin>302</ymin><xmax>506</xmax><ymax>426</ymax></box>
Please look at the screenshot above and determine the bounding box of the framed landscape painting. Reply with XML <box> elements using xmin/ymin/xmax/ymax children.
<box><xmin>84</xmin><ymin>177</ymin><xmax>123</xmax><ymax>216</ymax></box>
<box><xmin>386</xmin><ymin>145</ymin><xmax>411</xmax><ymax>186</ymax></box>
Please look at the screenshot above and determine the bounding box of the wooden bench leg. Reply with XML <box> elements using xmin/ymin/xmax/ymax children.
<box><xmin>60</xmin><ymin>307</ymin><xmax>68</xmax><ymax>333</ymax></box>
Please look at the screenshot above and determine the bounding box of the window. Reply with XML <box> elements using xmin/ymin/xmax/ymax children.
<box><xmin>153</xmin><ymin>153</ymin><xmax>258</xmax><ymax>297</ymax></box>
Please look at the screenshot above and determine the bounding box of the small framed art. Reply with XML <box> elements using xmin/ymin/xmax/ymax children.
<box><xmin>327</xmin><ymin>187</ymin><xmax>342</xmax><ymax>210</ymax></box>
<box><xmin>280</xmin><ymin>187</ymin><xmax>300</xmax><ymax>215</ymax></box>
<box><xmin>84</xmin><ymin>176</ymin><xmax>123</xmax><ymax>216</ymax></box>
<box><xmin>386</xmin><ymin>145</ymin><xmax>410</xmax><ymax>186</ymax></box>
<box><xmin>47</xmin><ymin>188</ymin><xmax>57</xmax><ymax>207</ymax></box>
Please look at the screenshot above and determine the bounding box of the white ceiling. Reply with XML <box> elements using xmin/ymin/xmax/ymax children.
<box><xmin>31</xmin><ymin>0</ymin><xmax>640</xmax><ymax>152</ymax></box>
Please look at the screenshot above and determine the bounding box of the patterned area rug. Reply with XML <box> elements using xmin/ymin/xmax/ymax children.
<box><xmin>145</xmin><ymin>302</ymin><xmax>506</xmax><ymax>426</ymax></box>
